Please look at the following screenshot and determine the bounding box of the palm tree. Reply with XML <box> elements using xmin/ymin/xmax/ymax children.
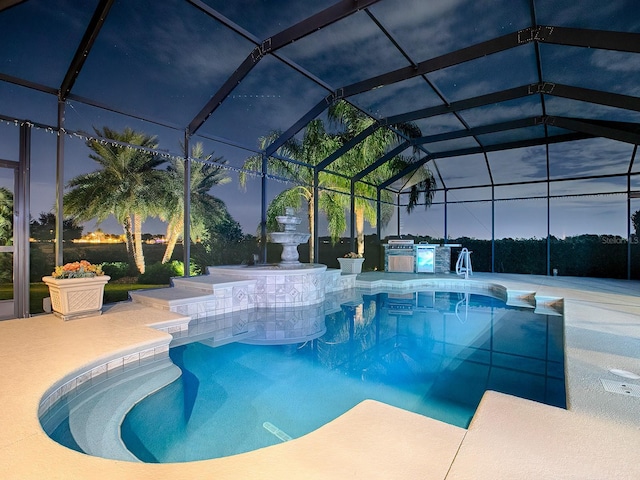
<box><xmin>159</xmin><ymin>142</ymin><xmax>231</xmax><ymax>264</ymax></box>
<box><xmin>380</xmin><ymin>152</ymin><xmax>438</xmax><ymax>215</ymax></box>
<box><xmin>404</xmin><ymin>167</ymin><xmax>437</xmax><ymax>213</ymax></box>
<box><xmin>328</xmin><ymin>101</ymin><xmax>432</xmax><ymax>255</ymax></box>
<box><xmin>240</xmin><ymin>120</ymin><xmax>345</xmax><ymax>262</ymax></box>
<box><xmin>64</xmin><ymin>127</ymin><xmax>166</xmax><ymax>274</ymax></box>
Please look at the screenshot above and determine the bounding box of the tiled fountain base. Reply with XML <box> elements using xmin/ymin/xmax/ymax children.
<box><xmin>129</xmin><ymin>266</ymin><xmax>355</xmax><ymax>320</ymax></box>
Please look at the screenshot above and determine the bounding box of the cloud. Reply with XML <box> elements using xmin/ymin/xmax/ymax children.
<box><xmin>351</xmin><ymin>77</ymin><xmax>442</xmax><ymax>119</ymax></box>
<box><xmin>148</xmin><ymin>17</ymin><xmax>253</xmax><ymax>89</ymax></box>
<box><xmin>414</xmin><ymin>113</ymin><xmax>466</xmax><ymax>136</ymax></box>
<box><xmin>548</xmin><ymin>137</ymin><xmax>634</xmax><ymax>178</ymax></box>
<box><xmin>545</xmin><ymin>95</ymin><xmax>640</xmax><ymax>123</ymax></box>
<box><xmin>433</xmin><ymin>153</ymin><xmax>491</xmax><ymax>188</ymax></box>
<box><xmin>200</xmin><ymin>56</ymin><xmax>329</xmax><ymax>144</ymax></box>
<box><xmin>590</xmin><ymin>49</ymin><xmax>640</xmax><ymax>73</ymax></box>
<box><xmin>488</xmin><ymin>145</ymin><xmax>548</xmax><ymax>183</ymax></box>
<box><xmin>427</xmin><ymin>44</ymin><xmax>538</xmax><ymax>102</ymax></box>
<box><xmin>279</xmin><ymin>10</ymin><xmax>411</xmax><ymax>85</ymax></box>
<box><xmin>535</xmin><ymin>0</ymin><xmax>633</xmax><ymax>30</ymax></box>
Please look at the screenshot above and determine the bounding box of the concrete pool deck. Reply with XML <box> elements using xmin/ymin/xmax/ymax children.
<box><xmin>1</xmin><ymin>273</ymin><xmax>640</xmax><ymax>479</ymax></box>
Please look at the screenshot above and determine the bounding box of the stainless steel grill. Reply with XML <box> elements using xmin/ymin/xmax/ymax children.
<box><xmin>387</xmin><ymin>239</ymin><xmax>415</xmax><ymax>249</ymax></box>
<box><xmin>385</xmin><ymin>239</ymin><xmax>415</xmax><ymax>272</ymax></box>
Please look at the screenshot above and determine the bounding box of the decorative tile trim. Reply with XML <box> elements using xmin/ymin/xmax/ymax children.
<box><xmin>38</xmin><ymin>344</ymin><xmax>170</xmax><ymax>418</ymax></box>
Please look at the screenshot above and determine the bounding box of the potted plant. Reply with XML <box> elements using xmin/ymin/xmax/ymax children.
<box><xmin>42</xmin><ymin>260</ymin><xmax>110</xmax><ymax>320</ymax></box>
<box><xmin>337</xmin><ymin>252</ymin><xmax>365</xmax><ymax>274</ymax></box>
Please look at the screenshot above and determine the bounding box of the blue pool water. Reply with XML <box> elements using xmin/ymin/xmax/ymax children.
<box><xmin>120</xmin><ymin>290</ymin><xmax>565</xmax><ymax>463</ymax></box>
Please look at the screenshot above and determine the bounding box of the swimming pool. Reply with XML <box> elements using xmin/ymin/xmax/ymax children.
<box><xmin>118</xmin><ymin>290</ymin><xmax>565</xmax><ymax>462</ymax></box>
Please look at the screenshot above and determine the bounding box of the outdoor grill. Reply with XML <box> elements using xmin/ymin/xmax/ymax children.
<box><xmin>384</xmin><ymin>239</ymin><xmax>415</xmax><ymax>272</ymax></box>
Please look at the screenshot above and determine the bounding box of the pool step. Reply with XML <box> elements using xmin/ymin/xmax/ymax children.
<box><xmin>129</xmin><ymin>281</ymin><xmax>251</xmax><ymax>320</ymax></box>
<box><xmin>67</xmin><ymin>359</ymin><xmax>181</xmax><ymax>461</ymax></box>
<box><xmin>171</xmin><ymin>274</ymin><xmax>255</xmax><ymax>294</ymax></box>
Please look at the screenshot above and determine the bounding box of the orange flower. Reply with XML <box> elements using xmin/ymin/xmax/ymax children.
<box><xmin>52</xmin><ymin>260</ymin><xmax>104</xmax><ymax>279</ymax></box>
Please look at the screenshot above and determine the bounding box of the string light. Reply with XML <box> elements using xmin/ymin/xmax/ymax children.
<box><xmin>8</xmin><ymin>117</ymin><xmax>630</xmax><ymax>197</ymax></box>
<box><xmin>0</xmin><ymin>117</ymin><xmax>311</xmax><ymax>184</ymax></box>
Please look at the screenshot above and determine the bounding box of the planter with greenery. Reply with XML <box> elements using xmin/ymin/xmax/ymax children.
<box><xmin>42</xmin><ymin>260</ymin><xmax>110</xmax><ymax>321</ymax></box>
<box><xmin>337</xmin><ymin>252</ymin><xmax>365</xmax><ymax>274</ymax></box>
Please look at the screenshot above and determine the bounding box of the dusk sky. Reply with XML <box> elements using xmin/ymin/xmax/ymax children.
<box><xmin>1</xmin><ymin>0</ymin><xmax>639</xmax><ymax>241</ymax></box>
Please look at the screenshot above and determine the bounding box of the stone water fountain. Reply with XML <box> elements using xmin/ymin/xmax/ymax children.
<box><xmin>268</xmin><ymin>207</ymin><xmax>311</xmax><ymax>268</ymax></box>
<box><xmin>173</xmin><ymin>207</ymin><xmax>354</xmax><ymax>311</ymax></box>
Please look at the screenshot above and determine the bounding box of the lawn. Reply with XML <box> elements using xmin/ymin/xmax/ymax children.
<box><xmin>0</xmin><ymin>283</ymin><xmax>166</xmax><ymax>315</ymax></box>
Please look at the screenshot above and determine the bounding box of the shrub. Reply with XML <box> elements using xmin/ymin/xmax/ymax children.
<box><xmin>100</xmin><ymin>261</ymin><xmax>131</xmax><ymax>280</ymax></box>
<box><xmin>137</xmin><ymin>261</ymin><xmax>200</xmax><ymax>284</ymax></box>
<box><xmin>138</xmin><ymin>261</ymin><xmax>183</xmax><ymax>285</ymax></box>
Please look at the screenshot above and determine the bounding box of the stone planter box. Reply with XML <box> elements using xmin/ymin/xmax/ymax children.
<box><xmin>42</xmin><ymin>275</ymin><xmax>110</xmax><ymax>321</ymax></box>
<box><xmin>337</xmin><ymin>257</ymin><xmax>364</xmax><ymax>274</ymax></box>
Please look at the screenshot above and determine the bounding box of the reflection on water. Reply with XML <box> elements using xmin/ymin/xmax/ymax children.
<box><xmin>171</xmin><ymin>302</ymin><xmax>327</xmax><ymax>347</ymax></box>
<box><xmin>121</xmin><ymin>290</ymin><xmax>565</xmax><ymax>463</ymax></box>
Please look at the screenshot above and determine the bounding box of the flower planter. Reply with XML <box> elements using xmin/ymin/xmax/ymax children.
<box><xmin>42</xmin><ymin>275</ymin><xmax>110</xmax><ymax>321</ymax></box>
<box><xmin>337</xmin><ymin>257</ymin><xmax>364</xmax><ymax>274</ymax></box>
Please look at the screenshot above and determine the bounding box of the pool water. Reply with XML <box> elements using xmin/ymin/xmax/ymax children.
<box><xmin>121</xmin><ymin>291</ymin><xmax>565</xmax><ymax>462</ymax></box>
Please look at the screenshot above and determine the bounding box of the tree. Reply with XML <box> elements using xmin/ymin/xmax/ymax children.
<box><xmin>632</xmin><ymin>210</ymin><xmax>640</xmax><ymax>238</ymax></box>
<box><xmin>0</xmin><ymin>187</ymin><xmax>12</xmax><ymax>246</ymax></box>
<box><xmin>240</xmin><ymin>120</ymin><xmax>345</xmax><ymax>262</ymax></box>
<box><xmin>192</xmin><ymin>197</ymin><xmax>246</xmax><ymax>267</ymax></box>
<box><xmin>0</xmin><ymin>187</ymin><xmax>12</xmax><ymax>283</ymax></box>
<box><xmin>30</xmin><ymin>212</ymin><xmax>83</xmax><ymax>242</ymax></box>
<box><xmin>159</xmin><ymin>142</ymin><xmax>231</xmax><ymax>263</ymax></box>
<box><xmin>328</xmin><ymin>101</ymin><xmax>432</xmax><ymax>256</ymax></box>
<box><xmin>64</xmin><ymin>127</ymin><xmax>166</xmax><ymax>274</ymax></box>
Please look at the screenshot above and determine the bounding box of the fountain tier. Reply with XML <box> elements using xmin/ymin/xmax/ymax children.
<box><xmin>268</xmin><ymin>207</ymin><xmax>310</xmax><ymax>267</ymax></box>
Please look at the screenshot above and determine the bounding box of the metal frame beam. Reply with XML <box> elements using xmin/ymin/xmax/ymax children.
<box><xmin>268</xmin><ymin>81</ymin><xmax>640</xmax><ymax>181</ymax></box>
<box><xmin>545</xmin><ymin>83</ymin><xmax>640</xmax><ymax>113</ymax></box>
<box><xmin>265</xmin><ymin>24</ymin><xmax>640</xmax><ymax>187</ymax></box>
<box><xmin>55</xmin><ymin>101</ymin><xmax>65</xmax><ymax>266</ymax></box>
<box><xmin>59</xmin><ymin>0</ymin><xmax>114</xmax><ymax>100</ymax></box>
<box><xmin>66</xmin><ymin>92</ymin><xmax>187</xmax><ymax>132</ymax></box>
<box><xmin>385</xmin><ymin>85</ymin><xmax>532</xmax><ymax>125</ymax></box>
<box><xmin>268</xmin><ymin>0</ymin><xmax>381</xmax><ymax>51</ymax></box>
<box><xmin>352</xmin><ymin>141</ymin><xmax>411</xmax><ymax>182</ymax></box>
<box><xmin>375</xmin><ymin>114</ymin><xmax>640</xmax><ymax>194</ymax></box>
<box><xmin>548</xmin><ymin>117</ymin><xmax>640</xmax><ymax>145</ymax></box>
<box><xmin>0</xmin><ymin>72</ymin><xmax>57</xmax><ymax>96</ymax></box>
<box><xmin>183</xmin><ymin>132</ymin><xmax>191</xmax><ymax>275</ymax></box>
<box><xmin>380</xmin><ymin>131</ymin><xmax>591</xmax><ymax>191</ymax></box>
<box><xmin>536</xmin><ymin>26</ymin><xmax>640</xmax><ymax>53</ymax></box>
<box><xmin>403</xmin><ymin>169</ymin><xmax>633</xmax><ymax>195</ymax></box>
<box><xmin>265</xmin><ymin>26</ymin><xmax>640</xmax><ymax>181</ymax></box>
<box><xmin>265</xmin><ymin>95</ymin><xmax>334</xmax><ymax>158</ymax></box>
<box><xmin>426</xmin><ymin>131</ymin><xmax>593</xmax><ymax>163</ymax></box>
<box><xmin>188</xmin><ymin>52</ymin><xmax>263</xmax><ymax>135</ymax></box>
<box><xmin>0</xmin><ymin>0</ymin><xmax>25</xmax><ymax>13</ymax></box>
<box><xmin>315</xmin><ymin>123</ymin><xmax>380</xmax><ymax>171</ymax></box>
<box><xmin>413</xmin><ymin>116</ymin><xmax>543</xmax><ymax>146</ymax></box>
<box><xmin>342</xmin><ymin>30</ymin><xmax>524</xmax><ymax>97</ymax></box>
<box><xmin>16</xmin><ymin>123</ymin><xmax>30</xmax><ymax>317</ymax></box>
<box><xmin>336</xmin><ymin>26</ymin><xmax>640</xmax><ymax>102</ymax></box>
<box><xmin>188</xmin><ymin>0</ymin><xmax>381</xmax><ymax>135</ymax></box>
<box><xmin>319</xmin><ymin>83</ymin><xmax>640</xmax><ymax>192</ymax></box>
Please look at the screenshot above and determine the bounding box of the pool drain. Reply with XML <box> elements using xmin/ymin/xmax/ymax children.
<box><xmin>600</xmin><ymin>379</ymin><xmax>640</xmax><ymax>398</ymax></box>
<box><xmin>263</xmin><ymin>422</ymin><xmax>292</xmax><ymax>442</ymax></box>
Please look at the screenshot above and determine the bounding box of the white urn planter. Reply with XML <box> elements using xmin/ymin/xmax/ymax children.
<box><xmin>42</xmin><ymin>275</ymin><xmax>110</xmax><ymax>320</ymax></box>
<box><xmin>337</xmin><ymin>257</ymin><xmax>364</xmax><ymax>274</ymax></box>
